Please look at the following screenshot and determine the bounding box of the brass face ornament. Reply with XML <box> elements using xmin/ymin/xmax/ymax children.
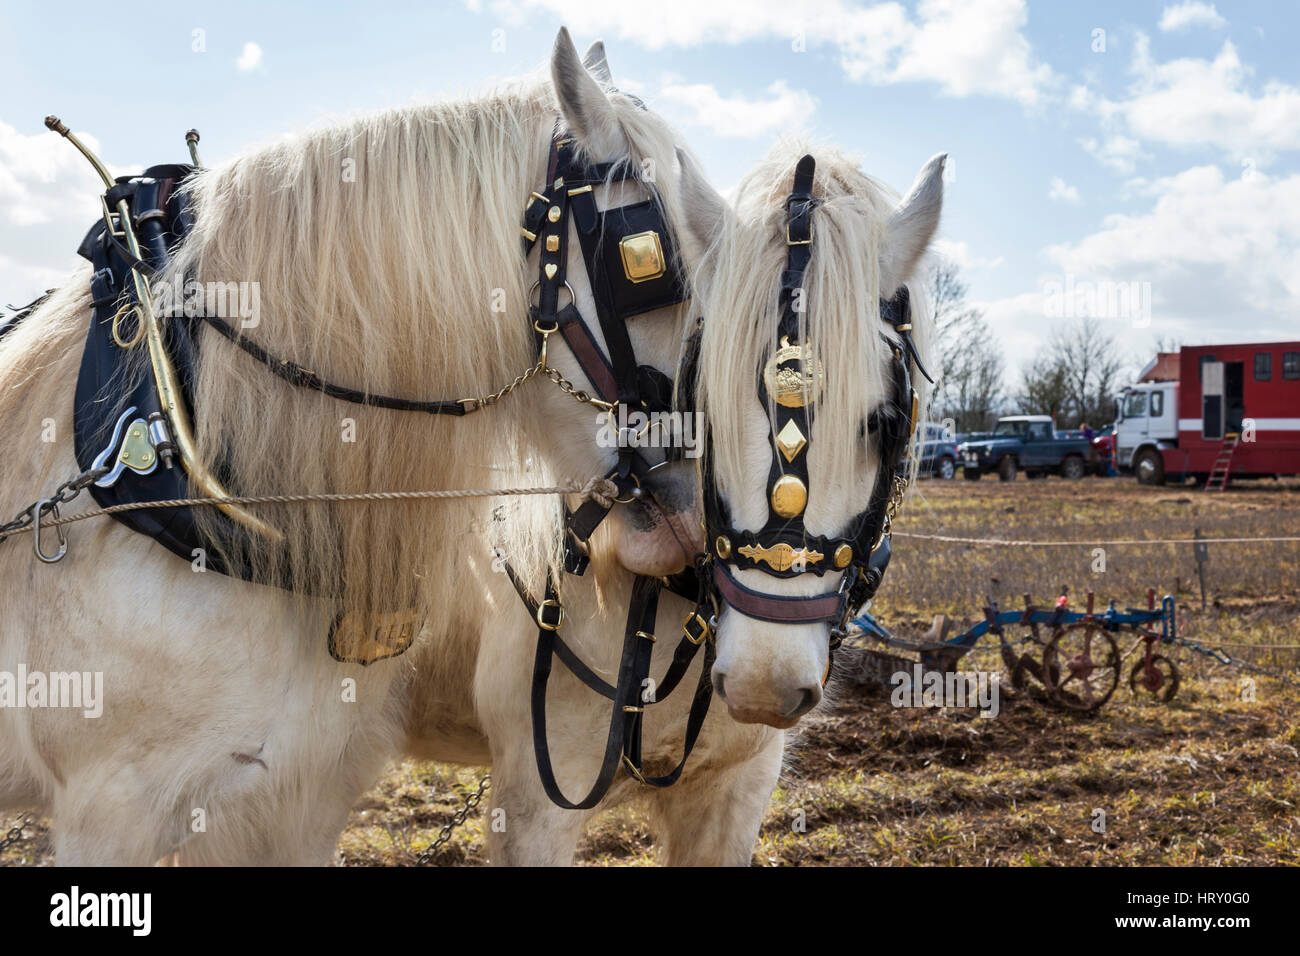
<box><xmin>762</xmin><ymin>336</ymin><xmax>825</xmax><ymax>408</ymax></box>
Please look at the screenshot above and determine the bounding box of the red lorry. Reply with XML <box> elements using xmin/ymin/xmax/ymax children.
<box><xmin>1114</xmin><ymin>341</ymin><xmax>1300</xmax><ymax>487</ymax></box>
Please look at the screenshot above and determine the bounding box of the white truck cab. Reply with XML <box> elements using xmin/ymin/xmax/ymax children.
<box><xmin>1114</xmin><ymin>381</ymin><xmax>1179</xmax><ymax>481</ymax></box>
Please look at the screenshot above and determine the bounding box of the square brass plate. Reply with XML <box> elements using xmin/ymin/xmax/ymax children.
<box><xmin>619</xmin><ymin>230</ymin><xmax>666</xmax><ymax>284</ymax></box>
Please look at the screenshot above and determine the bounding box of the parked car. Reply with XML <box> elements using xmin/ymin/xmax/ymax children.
<box><xmin>960</xmin><ymin>415</ymin><xmax>1097</xmax><ymax>481</ymax></box>
<box><xmin>916</xmin><ymin>422</ymin><xmax>959</xmax><ymax>479</ymax></box>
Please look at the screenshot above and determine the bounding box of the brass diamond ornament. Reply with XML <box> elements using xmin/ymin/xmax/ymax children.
<box><xmin>776</xmin><ymin>419</ymin><xmax>807</xmax><ymax>463</ymax></box>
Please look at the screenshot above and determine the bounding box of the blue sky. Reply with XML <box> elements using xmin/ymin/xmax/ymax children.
<box><xmin>2</xmin><ymin>0</ymin><xmax>1297</xmax><ymax>378</ymax></box>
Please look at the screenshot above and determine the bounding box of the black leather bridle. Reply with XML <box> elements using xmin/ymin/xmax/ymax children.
<box><xmin>507</xmin><ymin>129</ymin><xmax>721</xmax><ymax>810</ymax></box>
<box><xmin>696</xmin><ymin>154</ymin><xmax>931</xmax><ymax>665</ymax></box>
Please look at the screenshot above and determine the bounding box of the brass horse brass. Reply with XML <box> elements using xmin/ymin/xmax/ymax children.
<box><xmin>619</xmin><ymin>230</ymin><xmax>666</xmax><ymax>283</ymax></box>
<box><xmin>738</xmin><ymin>542</ymin><xmax>823</xmax><ymax>573</ymax></box>
<box><xmin>776</xmin><ymin>418</ymin><xmax>807</xmax><ymax>462</ymax></box>
<box><xmin>329</xmin><ymin>608</ymin><xmax>421</xmax><ymax>664</ymax></box>
<box><xmin>770</xmin><ymin>473</ymin><xmax>807</xmax><ymax>518</ymax></box>
<box><xmin>763</xmin><ymin>337</ymin><xmax>825</xmax><ymax>408</ymax></box>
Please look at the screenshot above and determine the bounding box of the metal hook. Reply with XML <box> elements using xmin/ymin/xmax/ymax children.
<box><xmin>31</xmin><ymin>499</ymin><xmax>68</xmax><ymax>564</ymax></box>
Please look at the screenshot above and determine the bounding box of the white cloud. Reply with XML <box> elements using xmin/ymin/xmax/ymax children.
<box><xmin>1074</xmin><ymin>36</ymin><xmax>1300</xmax><ymax>160</ymax></box>
<box><xmin>236</xmin><ymin>42</ymin><xmax>263</xmax><ymax>72</ymax></box>
<box><xmin>1048</xmin><ymin>176</ymin><xmax>1082</xmax><ymax>205</ymax></box>
<box><xmin>1078</xmin><ymin>135</ymin><xmax>1149</xmax><ymax>175</ymax></box>
<box><xmin>986</xmin><ymin>165</ymin><xmax>1300</xmax><ymax>364</ymax></box>
<box><xmin>1158</xmin><ymin>2</ymin><xmax>1226</xmax><ymax>32</ymax></box>
<box><xmin>0</xmin><ymin>120</ymin><xmax>138</xmax><ymax>305</ymax></box>
<box><xmin>483</xmin><ymin>0</ymin><xmax>1058</xmax><ymax>107</ymax></box>
<box><xmin>658</xmin><ymin>80</ymin><xmax>815</xmax><ymax>138</ymax></box>
<box><xmin>933</xmin><ymin>238</ymin><xmax>1003</xmax><ymax>272</ymax></box>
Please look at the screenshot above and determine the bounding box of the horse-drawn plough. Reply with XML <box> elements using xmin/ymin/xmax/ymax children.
<box><xmin>848</xmin><ymin>588</ymin><xmax>1238</xmax><ymax>714</ymax></box>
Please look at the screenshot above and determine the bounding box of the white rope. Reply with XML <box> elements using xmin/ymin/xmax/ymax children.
<box><xmin>891</xmin><ymin>531</ymin><xmax>1300</xmax><ymax>547</ymax></box>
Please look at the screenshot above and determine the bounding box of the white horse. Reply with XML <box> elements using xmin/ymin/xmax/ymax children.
<box><xmin>0</xmin><ymin>30</ymin><xmax>724</xmax><ymax>865</ymax></box>
<box><xmin>679</xmin><ymin>141</ymin><xmax>945</xmax><ymax>727</ymax></box>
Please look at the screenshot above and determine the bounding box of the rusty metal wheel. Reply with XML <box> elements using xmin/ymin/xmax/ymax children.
<box><xmin>1129</xmin><ymin>653</ymin><xmax>1180</xmax><ymax>703</ymax></box>
<box><xmin>1042</xmin><ymin>622</ymin><xmax>1121</xmax><ymax>713</ymax></box>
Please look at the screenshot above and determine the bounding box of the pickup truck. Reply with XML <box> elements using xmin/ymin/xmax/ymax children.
<box><xmin>960</xmin><ymin>415</ymin><xmax>1097</xmax><ymax>481</ymax></box>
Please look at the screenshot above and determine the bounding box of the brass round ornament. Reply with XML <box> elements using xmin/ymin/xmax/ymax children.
<box><xmin>833</xmin><ymin>543</ymin><xmax>853</xmax><ymax>568</ymax></box>
<box><xmin>715</xmin><ymin>535</ymin><xmax>732</xmax><ymax>559</ymax></box>
<box><xmin>762</xmin><ymin>337</ymin><xmax>825</xmax><ymax>408</ymax></box>
<box><xmin>770</xmin><ymin>475</ymin><xmax>808</xmax><ymax>518</ymax></box>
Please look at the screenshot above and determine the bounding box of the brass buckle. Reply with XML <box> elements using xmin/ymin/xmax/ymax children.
<box><xmin>621</xmin><ymin>754</ymin><xmax>646</xmax><ymax>784</ymax></box>
<box><xmin>536</xmin><ymin>598</ymin><xmax>564</xmax><ymax>631</ymax></box>
<box><xmin>786</xmin><ymin>221</ymin><xmax>812</xmax><ymax>246</ymax></box>
<box><xmin>100</xmin><ymin>196</ymin><xmax>126</xmax><ymax>238</ymax></box>
<box><xmin>635</xmin><ymin>629</ymin><xmax>656</xmax><ymax>644</ymax></box>
<box><xmin>683</xmin><ymin>612</ymin><xmax>710</xmax><ymax>645</ymax></box>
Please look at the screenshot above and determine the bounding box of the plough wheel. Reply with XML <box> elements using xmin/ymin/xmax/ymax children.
<box><xmin>1041</xmin><ymin>622</ymin><xmax>1121</xmax><ymax>713</ymax></box>
<box><xmin>1129</xmin><ymin>654</ymin><xmax>1180</xmax><ymax>703</ymax></box>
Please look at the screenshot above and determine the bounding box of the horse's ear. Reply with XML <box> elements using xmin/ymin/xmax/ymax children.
<box><xmin>676</xmin><ymin>147</ymin><xmax>729</xmax><ymax>253</ymax></box>
<box><xmin>582</xmin><ymin>40</ymin><xmax>612</xmax><ymax>87</ymax></box>
<box><xmin>881</xmin><ymin>153</ymin><xmax>947</xmax><ymax>290</ymax></box>
<box><xmin>552</xmin><ymin>28</ymin><xmax>624</xmax><ymax>157</ymax></box>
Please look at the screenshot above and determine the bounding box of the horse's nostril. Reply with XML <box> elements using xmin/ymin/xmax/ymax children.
<box><xmin>787</xmin><ymin>686</ymin><xmax>821</xmax><ymax>720</ymax></box>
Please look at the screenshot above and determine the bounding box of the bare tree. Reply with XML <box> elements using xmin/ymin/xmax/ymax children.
<box><xmin>1019</xmin><ymin>317</ymin><xmax>1126</xmax><ymax>427</ymax></box>
<box><xmin>927</xmin><ymin>259</ymin><xmax>1005</xmax><ymax>433</ymax></box>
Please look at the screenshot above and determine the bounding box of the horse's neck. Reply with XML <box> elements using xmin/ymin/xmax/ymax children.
<box><xmin>0</xmin><ymin>282</ymin><xmax>91</xmax><ymax>513</ymax></box>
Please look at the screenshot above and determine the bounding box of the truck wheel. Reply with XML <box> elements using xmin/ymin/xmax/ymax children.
<box><xmin>963</xmin><ymin>466</ymin><xmax>981</xmax><ymax>481</ymax></box>
<box><xmin>937</xmin><ymin>457</ymin><xmax>955</xmax><ymax>480</ymax></box>
<box><xmin>997</xmin><ymin>457</ymin><xmax>1017</xmax><ymax>482</ymax></box>
<box><xmin>1061</xmin><ymin>456</ymin><xmax>1086</xmax><ymax>480</ymax></box>
<box><xmin>1134</xmin><ymin>449</ymin><xmax>1165</xmax><ymax>486</ymax></box>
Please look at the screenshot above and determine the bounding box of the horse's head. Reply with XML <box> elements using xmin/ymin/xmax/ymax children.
<box><xmin>679</xmin><ymin>142</ymin><xmax>946</xmax><ymax>728</ymax></box>
<box><xmin>535</xmin><ymin>28</ymin><xmax>708</xmax><ymax>577</ymax></box>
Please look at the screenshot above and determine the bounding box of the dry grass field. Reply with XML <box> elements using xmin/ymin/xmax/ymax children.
<box><xmin>4</xmin><ymin>475</ymin><xmax>1297</xmax><ymax>866</ymax></box>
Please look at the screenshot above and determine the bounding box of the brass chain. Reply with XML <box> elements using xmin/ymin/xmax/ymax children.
<box><xmin>0</xmin><ymin>814</ymin><xmax>33</xmax><ymax>855</ymax></box>
<box><xmin>460</xmin><ymin>334</ymin><xmax>612</xmax><ymax>413</ymax></box>
<box><xmin>415</xmin><ymin>773</ymin><xmax>491</xmax><ymax>865</ymax></box>
<box><xmin>542</xmin><ymin>365</ymin><xmax>613</xmax><ymax>410</ymax></box>
<box><xmin>878</xmin><ymin>473</ymin><xmax>910</xmax><ymax>541</ymax></box>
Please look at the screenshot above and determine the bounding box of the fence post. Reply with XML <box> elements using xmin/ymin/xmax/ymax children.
<box><xmin>1193</xmin><ymin>528</ymin><xmax>1209</xmax><ymax>611</ymax></box>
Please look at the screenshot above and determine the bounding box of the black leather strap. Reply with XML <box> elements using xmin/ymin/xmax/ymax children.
<box><xmin>510</xmin><ymin>556</ymin><xmax>714</xmax><ymax>810</ymax></box>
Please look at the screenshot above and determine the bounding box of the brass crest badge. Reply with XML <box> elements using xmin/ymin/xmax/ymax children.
<box><xmin>762</xmin><ymin>336</ymin><xmax>825</xmax><ymax>408</ymax></box>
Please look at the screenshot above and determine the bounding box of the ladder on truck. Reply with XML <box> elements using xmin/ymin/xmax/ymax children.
<box><xmin>1204</xmin><ymin>434</ymin><xmax>1239</xmax><ymax>491</ymax></box>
